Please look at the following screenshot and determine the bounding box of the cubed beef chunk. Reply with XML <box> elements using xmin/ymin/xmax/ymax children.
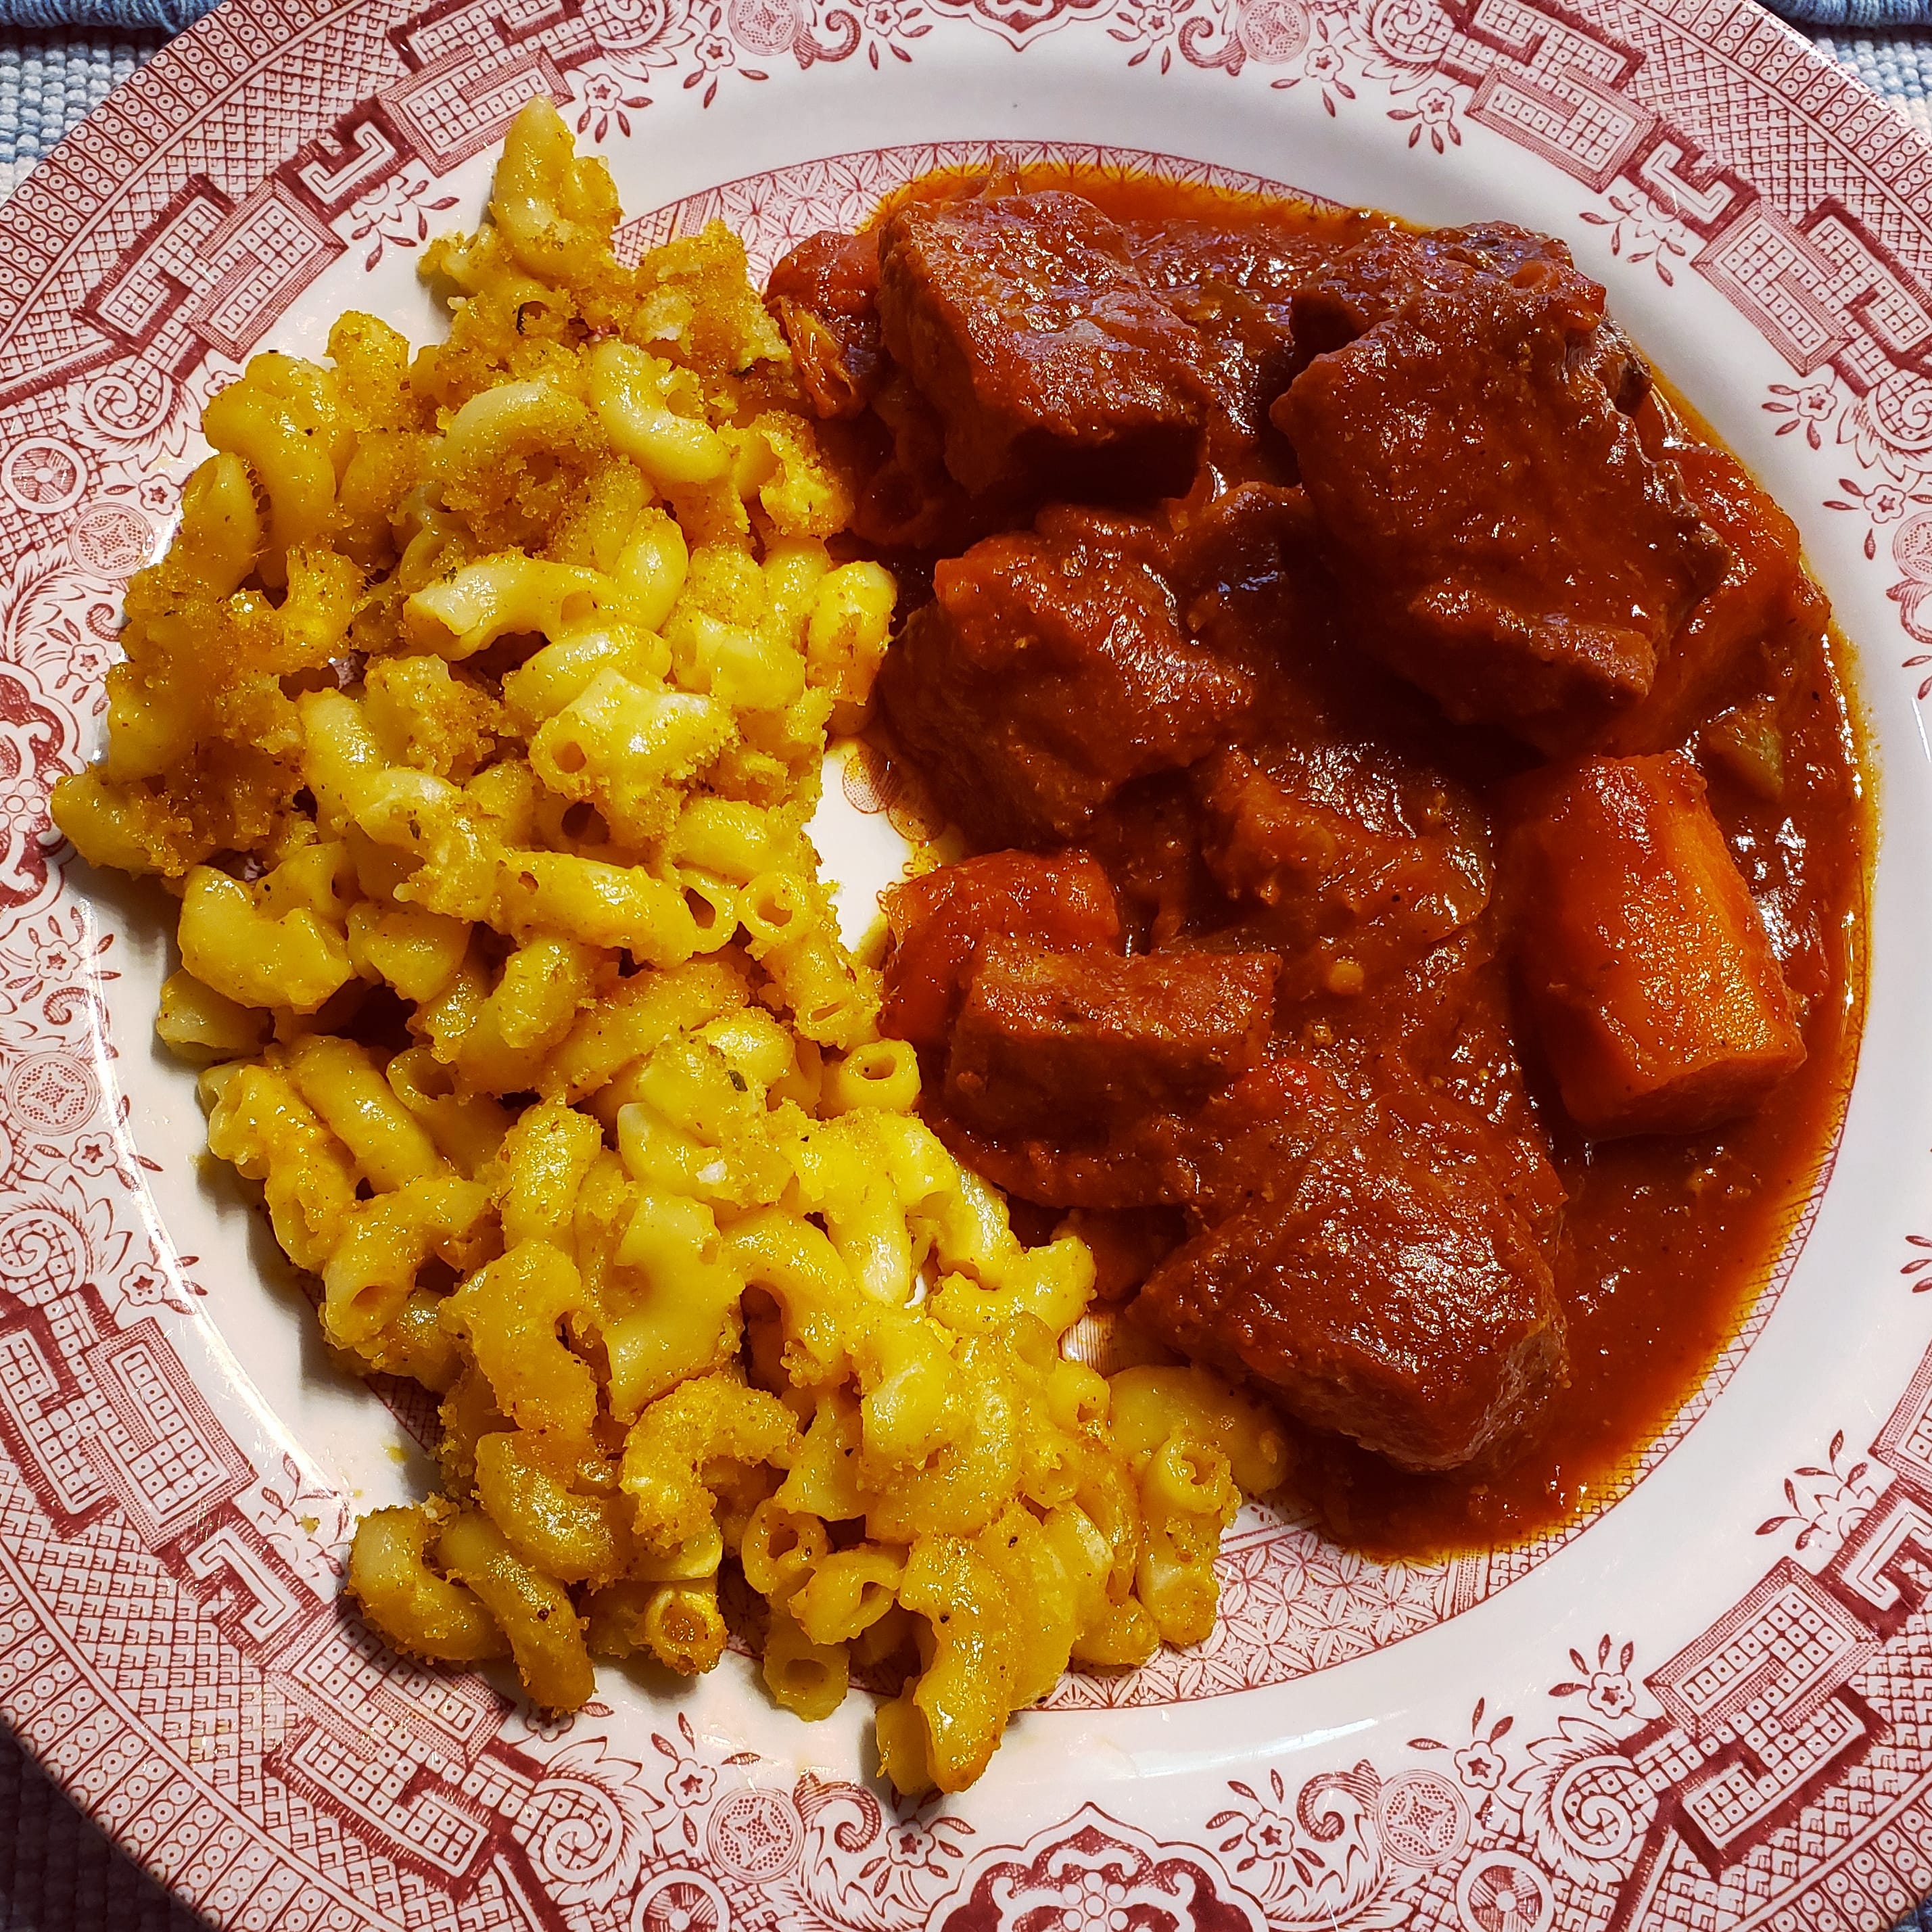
<box><xmin>1290</xmin><ymin>222</ymin><xmax>1649</xmax><ymax>409</ymax></box>
<box><xmin>1136</xmin><ymin>1089</ymin><xmax>1565</xmax><ymax>1470</ymax></box>
<box><xmin>938</xmin><ymin>925</ymin><xmax>1565</xmax><ymax>1241</ymax></box>
<box><xmin>1291</xmin><ymin>223</ymin><xmax>1582</xmax><ymax>348</ymax></box>
<box><xmin>766</xmin><ymin>228</ymin><xmax>885</xmax><ymax>419</ymax></box>
<box><xmin>1507</xmin><ymin>753</ymin><xmax>1805</xmax><ymax>1137</ymax></box>
<box><xmin>934</xmin><ymin>1046</ymin><xmax>1337</xmax><ymax>1215</ymax></box>
<box><xmin>1413</xmin><ymin>938</ymin><xmax>1568</xmax><ymax>1237</ymax></box>
<box><xmin>877</xmin><ymin>191</ymin><xmax>1213</xmax><ymax>498</ymax></box>
<box><xmin>1275</xmin><ymin>275</ymin><xmax>1724</xmax><ymax>751</ymax></box>
<box><xmin>1129</xmin><ymin>218</ymin><xmax>1360</xmax><ymax>300</ymax></box>
<box><xmin>1124</xmin><ymin>218</ymin><xmax>1373</xmax><ymax>449</ymax></box>
<box><xmin>945</xmin><ymin>939</ymin><xmax>1279</xmax><ymax>1135</ymax></box>
<box><xmin>1600</xmin><ymin>438</ymin><xmax>1827</xmax><ymax>757</ymax></box>
<box><xmin>1253</xmin><ymin>912</ymin><xmax>1565</xmax><ymax>1238</ymax></box>
<box><xmin>1300</xmin><ymin>221</ymin><xmax>1593</xmax><ymax>313</ymax></box>
<box><xmin>877</xmin><ymin>515</ymin><xmax>1255</xmax><ymax>845</ymax></box>
<box><xmin>1195</xmin><ymin>738</ymin><xmax>1490</xmax><ymax>995</ymax></box>
<box><xmin>1162</xmin><ymin>483</ymin><xmax>1329</xmax><ymax>694</ymax></box>
<box><xmin>880</xmin><ymin>851</ymin><xmax>1121</xmax><ymax>1052</ymax></box>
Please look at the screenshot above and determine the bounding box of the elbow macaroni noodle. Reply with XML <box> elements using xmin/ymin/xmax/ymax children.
<box><xmin>52</xmin><ymin>98</ymin><xmax>1290</xmax><ymax>1796</ymax></box>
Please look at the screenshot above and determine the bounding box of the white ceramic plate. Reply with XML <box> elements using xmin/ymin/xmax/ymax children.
<box><xmin>3</xmin><ymin>3</ymin><xmax>1932</xmax><ymax>1925</ymax></box>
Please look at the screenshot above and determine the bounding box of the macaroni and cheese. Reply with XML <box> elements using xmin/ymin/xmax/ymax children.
<box><xmin>53</xmin><ymin>99</ymin><xmax>1287</xmax><ymax>1795</ymax></box>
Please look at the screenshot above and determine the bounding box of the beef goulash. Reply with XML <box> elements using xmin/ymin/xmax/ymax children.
<box><xmin>768</xmin><ymin>169</ymin><xmax>1867</xmax><ymax>1553</ymax></box>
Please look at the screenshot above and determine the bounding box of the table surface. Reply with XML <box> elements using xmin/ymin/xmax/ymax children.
<box><xmin>3</xmin><ymin>15</ymin><xmax>1932</xmax><ymax>1929</ymax></box>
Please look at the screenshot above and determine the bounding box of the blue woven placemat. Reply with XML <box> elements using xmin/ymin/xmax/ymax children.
<box><xmin>1808</xmin><ymin>25</ymin><xmax>1932</xmax><ymax>118</ymax></box>
<box><xmin>5</xmin><ymin>7</ymin><xmax>1932</xmax><ymax>1931</ymax></box>
<box><xmin>0</xmin><ymin>28</ymin><xmax>160</xmax><ymax>198</ymax></box>
<box><xmin>0</xmin><ymin>1721</ymin><xmax>204</xmax><ymax>1931</ymax></box>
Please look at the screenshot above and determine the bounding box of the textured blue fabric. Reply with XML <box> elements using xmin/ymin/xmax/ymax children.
<box><xmin>0</xmin><ymin>0</ymin><xmax>210</xmax><ymax>31</ymax></box>
<box><xmin>0</xmin><ymin>1722</ymin><xmax>203</xmax><ymax>1932</ymax></box>
<box><xmin>1777</xmin><ymin>0</ymin><xmax>1932</xmax><ymax>24</ymax></box>
<box><xmin>1807</xmin><ymin>25</ymin><xmax>1932</xmax><ymax>120</ymax></box>
<box><xmin>0</xmin><ymin>30</ymin><xmax>160</xmax><ymax>195</ymax></box>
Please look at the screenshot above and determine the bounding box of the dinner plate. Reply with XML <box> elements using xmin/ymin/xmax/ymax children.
<box><xmin>2</xmin><ymin>1</ymin><xmax>1931</xmax><ymax>1925</ymax></box>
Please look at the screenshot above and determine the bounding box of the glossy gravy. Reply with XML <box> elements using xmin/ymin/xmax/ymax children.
<box><xmin>782</xmin><ymin>164</ymin><xmax>1870</xmax><ymax>1561</ymax></box>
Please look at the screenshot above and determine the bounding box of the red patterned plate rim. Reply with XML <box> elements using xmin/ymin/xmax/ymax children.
<box><xmin>5</xmin><ymin>3</ymin><xmax>1932</xmax><ymax>1928</ymax></box>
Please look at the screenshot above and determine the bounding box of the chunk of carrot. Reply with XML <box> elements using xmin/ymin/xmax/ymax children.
<box><xmin>1508</xmin><ymin>752</ymin><xmax>1804</xmax><ymax>1137</ymax></box>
